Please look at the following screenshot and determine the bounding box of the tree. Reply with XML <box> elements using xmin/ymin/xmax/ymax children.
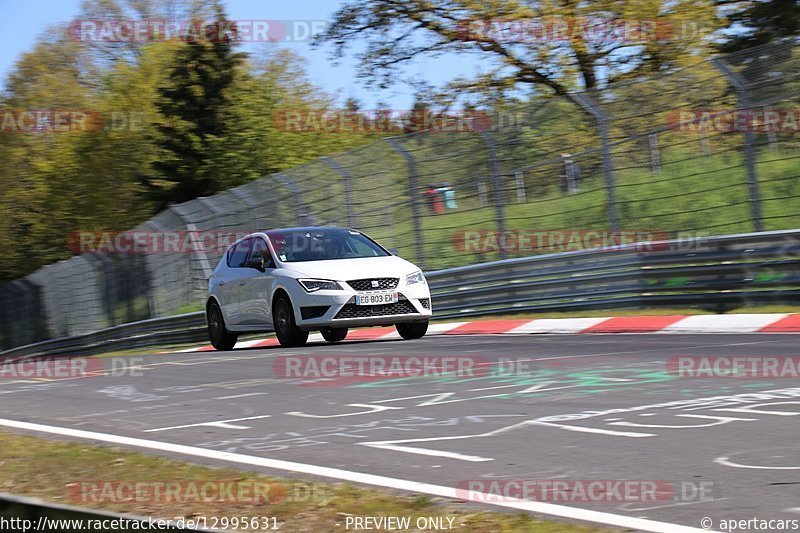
<box><xmin>719</xmin><ymin>0</ymin><xmax>800</xmax><ymax>52</ymax></box>
<box><xmin>151</xmin><ymin>3</ymin><xmax>245</xmax><ymax>206</ymax></box>
<box><xmin>404</xmin><ymin>97</ymin><xmax>432</xmax><ymax>134</ymax></box>
<box><xmin>0</xmin><ymin>1</ymin><xmax>392</xmax><ymax>281</ymax></box>
<box><xmin>344</xmin><ymin>96</ymin><xmax>361</xmax><ymax>112</ymax></box>
<box><xmin>316</xmin><ymin>0</ymin><xmax>721</xmax><ymax>99</ymax></box>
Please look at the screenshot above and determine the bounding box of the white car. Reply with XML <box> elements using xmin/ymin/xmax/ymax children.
<box><xmin>206</xmin><ymin>227</ymin><xmax>432</xmax><ymax>349</ymax></box>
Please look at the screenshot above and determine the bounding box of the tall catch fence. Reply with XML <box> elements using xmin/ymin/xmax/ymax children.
<box><xmin>2</xmin><ymin>40</ymin><xmax>799</xmax><ymax>349</ymax></box>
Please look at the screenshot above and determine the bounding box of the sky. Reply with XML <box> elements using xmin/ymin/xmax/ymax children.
<box><xmin>0</xmin><ymin>0</ymin><xmax>475</xmax><ymax>109</ymax></box>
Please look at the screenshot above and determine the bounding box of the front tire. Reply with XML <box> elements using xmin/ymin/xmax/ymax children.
<box><xmin>273</xmin><ymin>296</ymin><xmax>308</xmax><ymax>347</ymax></box>
<box><xmin>396</xmin><ymin>320</ymin><xmax>428</xmax><ymax>340</ymax></box>
<box><xmin>207</xmin><ymin>301</ymin><xmax>238</xmax><ymax>351</ymax></box>
<box><xmin>321</xmin><ymin>327</ymin><xmax>348</xmax><ymax>343</ymax></box>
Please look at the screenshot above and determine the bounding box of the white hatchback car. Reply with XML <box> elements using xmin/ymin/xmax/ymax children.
<box><xmin>206</xmin><ymin>227</ymin><xmax>432</xmax><ymax>349</ymax></box>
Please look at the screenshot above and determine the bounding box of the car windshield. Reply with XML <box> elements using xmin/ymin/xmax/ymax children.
<box><xmin>267</xmin><ymin>229</ymin><xmax>390</xmax><ymax>262</ymax></box>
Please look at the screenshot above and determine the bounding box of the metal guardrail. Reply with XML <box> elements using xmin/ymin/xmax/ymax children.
<box><xmin>429</xmin><ymin>229</ymin><xmax>800</xmax><ymax>318</ymax></box>
<box><xmin>0</xmin><ymin>312</ymin><xmax>207</xmax><ymax>358</ymax></box>
<box><xmin>0</xmin><ymin>492</ymin><xmax>212</xmax><ymax>531</ymax></box>
<box><xmin>3</xmin><ymin>229</ymin><xmax>798</xmax><ymax>358</ymax></box>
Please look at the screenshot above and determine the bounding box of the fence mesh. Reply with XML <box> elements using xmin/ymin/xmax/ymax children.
<box><xmin>2</xmin><ymin>41</ymin><xmax>800</xmax><ymax>349</ymax></box>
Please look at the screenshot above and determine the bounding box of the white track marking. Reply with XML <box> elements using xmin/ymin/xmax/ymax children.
<box><xmin>161</xmin><ymin>315</ymin><xmax>797</xmax><ymax>354</ymax></box>
<box><xmin>359</xmin><ymin>418</ymin><xmax>652</xmax><ymax>461</ymax></box>
<box><xmin>715</xmin><ymin>456</ymin><xmax>800</xmax><ymax>470</ymax></box>
<box><xmin>607</xmin><ymin>414</ymin><xmax>756</xmax><ymax>429</ymax></box>
<box><xmin>508</xmin><ymin>317</ymin><xmax>611</xmax><ymax>334</ymax></box>
<box><xmin>365</xmin><ymin>443</ymin><xmax>492</xmax><ymax>462</ymax></box>
<box><xmin>306</xmin><ymin>333</ymin><xmax>325</xmax><ymax>343</ymax></box>
<box><xmin>369</xmin><ymin>393</ymin><xmax>458</xmax><ymax>404</ymax></box>
<box><xmin>234</xmin><ymin>339</ymin><xmax>271</xmax><ymax>349</ymax></box>
<box><xmin>212</xmin><ymin>392</ymin><xmax>269</xmax><ymax>400</ymax></box>
<box><xmin>528</xmin><ymin>420</ymin><xmax>656</xmax><ymax>438</ymax></box>
<box><xmin>659</xmin><ymin>314</ymin><xmax>788</xmax><ymax>333</ymax></box>
<box><xmin>144</xmin><ymin>414</ymin><xmax>272</xmax><ymax>432</ymax></box>
<box><xmin>286</xmin><ymin>404</ymin><xmax>403</xmax><ymax>418</ymax></box>
<box><xmin>0</xmin><ymin>417</ymin><xmax>713</xmax><ymax>533</ymax></box>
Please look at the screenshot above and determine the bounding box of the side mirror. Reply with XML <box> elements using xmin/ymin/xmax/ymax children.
<box><xmin>246</xmin><ymin>258</ymin><xmax>265</xmax><ymax>272</ymax></box>
<box><xmin>388</xmin><ymin>248</ymin><xmax>399</xmax><ymax>256</ymax></box>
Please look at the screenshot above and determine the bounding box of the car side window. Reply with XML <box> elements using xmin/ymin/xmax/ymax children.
<box><xmin>350</xmin><ymin>238</ymin><xmax>380</xmax><ymax>257</ymax></box>
<box><xmin>249</xmin><ymin>238</ymin><xmax>276</xmax><ymax>269</ymax></box>
<box><xmin>227</xmin><ymin>238</ymin><xmax>252</xmax><ymax>268</ymax></box>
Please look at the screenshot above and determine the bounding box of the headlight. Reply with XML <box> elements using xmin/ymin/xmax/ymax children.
<box><xmin>405</xmin><ymin>271</ymin><xmax>426</xmax><ymax>285</ymax></box>
<box><xmin>298</xmin><ymin>279</ymin><xmax>344</xmax><ymax>292</ymax></box>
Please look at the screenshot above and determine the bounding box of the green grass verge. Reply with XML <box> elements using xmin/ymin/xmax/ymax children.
<box><xmin>365</xmin><ymin>146</ymin><xmax>800</xmax><ymax>271</ymax></box>
<box><xmin>0</xmin><ymin>431</ymin><xmax>612</xmax><ymax>532</ymax></box>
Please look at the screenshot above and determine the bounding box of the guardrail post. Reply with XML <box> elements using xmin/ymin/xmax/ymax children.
<box><xmin>711</xmin><ymin>58</ymin><xmax>764</xmax><ymax>232</ymax></box>
<box><xmin>481</xmin><ymin>132</ymin><xmax>508</xmax><ymax>260</ymax></box>
<box><xmin>321</xmin><ymin>156</ymin><xmax>357</xmax><ymax>228</ymax></box>
<box><xmin>386</xmin><ymin>137</ymin><xmax>426</xmax><ymax>267</ymax></box>
<box><xmin>571</xmin><ymin>93</ymin><xmax>620</xmax><ymax>234</ymax></box>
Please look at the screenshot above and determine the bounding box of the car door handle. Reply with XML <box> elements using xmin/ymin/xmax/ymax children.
<box><xmin>218</xmin><ymin>281</ymin><xmax>226</xmax><ymax>286</ymax></box>
<box><xmin>239</xmin><ymin>281</ymin><xmax>246</xmax><ymax>286</ymax></box>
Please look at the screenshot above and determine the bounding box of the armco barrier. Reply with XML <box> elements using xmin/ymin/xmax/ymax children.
<box><xmin>2</xmin><ymin>229</ymin><xmax>798</xmax><ymax>358</ymax></box>
<box><xmin>428</xmin><ymin>229</ymin><xmax>800</xmax><ymax>318</ymax></box>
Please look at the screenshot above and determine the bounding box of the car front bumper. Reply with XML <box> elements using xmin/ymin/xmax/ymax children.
<box><xmin>291</xmin><ymin>283</ymin><xmax>432</xmax><ymax>330</ymax></box>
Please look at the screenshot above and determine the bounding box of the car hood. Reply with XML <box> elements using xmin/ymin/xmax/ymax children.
<box><xmin>280</xmin><ymin>255</ymin><xmax>421</xmax><ymax>281</ymax></box>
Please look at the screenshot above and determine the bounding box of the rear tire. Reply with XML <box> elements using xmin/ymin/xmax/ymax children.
<box><xmin>396</xmin><ymin>320</ymin><xmax>428</xmax><ymax>340</ymax></box>
<box><xmin>321</xmin><ymin>327</ymin><xmax>348</xmax><ymax>343</ymax></box>
<box><xmin>207</xmin><ymin>301</ymin><xmax>238</xmax><ymax>351</ymax></box>
<box><xmin>273</xmin><ymin>296</ymin><xmax>308</xmax><ymax>347</ymax></box>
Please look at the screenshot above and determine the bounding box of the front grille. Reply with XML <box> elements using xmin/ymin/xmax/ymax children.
<box><xmin>347</xmin><ymin>278</ymin><xmax>399</xmax><ymax>291</ymax></box>
<box><xmin>300</xmin><ymin>306</ymin><xmax>330</xmax><ymax>320</ymax></box>
<box><xmin>419</xmin><ymin>298</ymin><xmax>430</xmax><ymax>309</ymax></box>
<box><xmin>334</xmin><ymin>301</ymin><xmax>417</xmax><ymax>319</ymax></box>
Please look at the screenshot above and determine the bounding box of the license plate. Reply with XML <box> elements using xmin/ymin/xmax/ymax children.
<box><xmin>355</xmin><ymin>292</ymin><xmax>398</xmax><ymax>306</ymax></box>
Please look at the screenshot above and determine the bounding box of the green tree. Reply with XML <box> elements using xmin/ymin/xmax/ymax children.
<box><xmin>151</xmin><ymin>3</ymin><xmax>245</xmax><ymax>207</ymax></box>
<box><xmin>719</xmin><ymin>0</ymin><xmax>800</xmax><ymax>52</ymax></box>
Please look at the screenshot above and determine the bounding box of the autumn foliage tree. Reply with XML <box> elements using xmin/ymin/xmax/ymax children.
<box><xmin>317</xmin><ymin>0</ymin><xmax>721</xmax><ymax>98</ymax></box>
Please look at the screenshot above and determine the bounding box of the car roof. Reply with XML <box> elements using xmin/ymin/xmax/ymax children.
<box><xmin>256</xmin><ymin>226</ymin><xmax>356</xmax><ymax>234</ymax></box>
<box><xmin>227</xmin><ymin>227</ymin><xmax>360</xmax><ymax>249</ymax></box>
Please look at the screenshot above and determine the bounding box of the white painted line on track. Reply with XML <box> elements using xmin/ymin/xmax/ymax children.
<box><xmin>144</xmin><ymin>414</ymin><xmax>272</xmax><ymax>432</ymax></box>
<box><xmin>0</xmin><ymin>417</ymin><xmax>714</xmax><ymax>533</ymax></box>
<box><xmin>212</xmin><ymin>392</ymin><xmax>269</xmax><ymax>400</ymax></box>
<box><xmin>715</xmin><ymin>456</ymin><xmax>800</xmax><ymax>470</ymax></box>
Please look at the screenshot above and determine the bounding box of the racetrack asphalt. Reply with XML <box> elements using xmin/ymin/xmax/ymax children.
<box><xmin>1</xmin><ymin>333</ymin><xmax>799</xmax><ymax>532</ymax></box>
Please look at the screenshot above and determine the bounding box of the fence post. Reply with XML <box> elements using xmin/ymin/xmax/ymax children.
<box><xmin>321</xmin><ymin>156</ymin><xmax>357</xmax><ymax>228</ymax></box>
<box><xmin>571</xmin><ymin>93</ymin><xmax>620</xmax><ymax>234</ymax></box>
<box><xmin>167</xmin><ymin>205</ymin><xmax>213</xmax><ymax>307</ymax></box>
<box><xmin>386</xmin><ymin>137</ymin><xmax>425</xmax><ymax>267</ymax></box>
<box><xmin>648</xmin><ymin>133</ymin><xmax>661</xmax><ymax>173</ymax></box>
<box><xmin>272</xmin><ymin>172</ymin><xmax>316</xmax><ymax>226</ymax></box>
<box><xmin>229</xmin><ymin>186</ymin><xmax>261</xmax><ymax>232</ymax></box>
<box><xmin>481</xmin><ymin>131</ymin><xmax>507</xmax><ymax>259</ymax></box>
<box><xmin>478</xmin><ymin>181</ymin><xmax>488</xmax><ymax>207</ymax></box>
<box><xmin>712</xmin><ymin>58</ymin><xmax>764</xmax><ymax>232</ymax></box>
<box><xmin>515</xmin><ymin>171</ymin><xmax>526</xmax><ymax>202</ymax></box>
